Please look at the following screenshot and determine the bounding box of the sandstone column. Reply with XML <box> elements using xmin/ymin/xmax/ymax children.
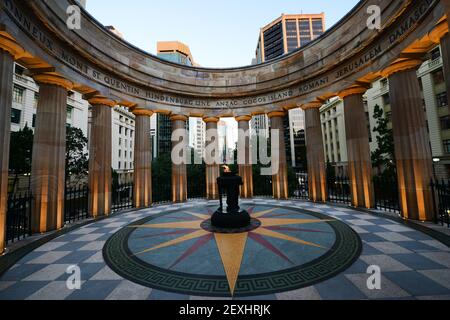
<box><xmin>204</xmin><ymin>117</ymin><xmax>220</xmax><ymax>200</ymax></box>
<box><xmin>236</xmin><ymin>115</ymin><xmax>253</xmax><ymax>198</ymax></box>
<box><xmin>171</xmin><ymin>115</ymin><xmax>188</xmax><ymax>203</ymax></box>
<box><xmin>304</xmin><ymin>104</ymin><xmax>327</xmax><ymax>202</ymax></box>
<box><xmin>88</xmin><ymin>97</ymin><xmax>115</xmax><ymax>218</ymax></box>
<box><xmin>383</xmin><ymin>59</ymin><xmax>434</xmax><ymax>221</ymax></box>
<box><xmin>340</xmin><ymin>87</ymin><xmax>375</xmax><ymax>209</ymax></box>
<box><xmin>0</xmin><ymin>34</ymin><xmax>24</xmax><ymax>254</ymax></box>
<box><xmin>31</xmin><ymin>73</ymin><xmax>73</xmax><ymax>233</ymax></box>
<box><xmin>133</xmin><ymin>109</ymin><xmax>153</xmax><ymax>208</ymax></box>
<box><xmin>268</xmin><ymin>111</ymin><xmax>288</xmax><ymax>199</ymax></box>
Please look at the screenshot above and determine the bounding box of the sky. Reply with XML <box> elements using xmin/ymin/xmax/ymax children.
<box><xmin>86</xmin><ymin>0</ymin><xmax>359</xmax><ymax>68</ymax></box>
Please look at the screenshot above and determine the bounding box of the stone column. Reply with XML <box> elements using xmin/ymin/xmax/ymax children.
<box><xmin>170</xmin><ymin>115</ymin><xmax>188</xmax><ymax>203</ymax></box>
<box><xmin>204</xmin><ymin>117</ymin><xmax>220</xmax><ymax>200</ymax></box>
<box><xmin>88</xmin><ymin>97</ymin><xmax>115</xmax><ymax>218</ymax></box>
<box><xmin>133</xmin><ymin>109</ymin><xmax>154</xmax><ymax>208</ymax></box>
<box><xmin>0</xmin><ymin>34</ymin><xmax>24</xmax><ymax>254</ymax></box>
<box><xmin>236</xmin><ymin>115</ymin><xmax>253</xmax><ymax>198</ymax></box>
<box><xmin>31</xmin><ymin>73</ymin><xmax>73</xmax><ymax>234</ymax></box>
<box><xmin>304</xmin><ymin>104</ymin><xmax>327</xmax><ymax>202</ymax></box>
<box><xmin>340</xmin><ymin>87</ymin><xmax>375</xmax><ymax>209</ymax></box>
<box><xmin>383</xmin><ymin>59</ymin><xmax>434</xmax><ymax>221</ymax></box>
<box><xmin>268</xmin><ymin>111</ymin><xmax>288</xmax><ymax>199</ymax></box>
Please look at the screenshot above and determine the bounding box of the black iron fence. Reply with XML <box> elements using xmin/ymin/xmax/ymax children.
<box><xmin>290</xmin><ymin>171</ymin><xmax>309</xmax><ymax>200</ymax></box>
<box><xmin>187</xmin><ymin>172</ymin><xmax>206</xmax><ymax>200</ymax></box>
<box><xmin>112</xmin><ymin>183</ymin><xmax>134</xmax><ymax>212</ymax></box>
<box><xmin>431</xmin><ymin>180</ymin><xmax>450</xmax><ymax>227</ymax></box>
<box><xmin>64</xmin><ymin>185</ymin><xmax>89</xmax><ymax>223</ymax></box>
<box><xmin>327</xmin><ymin>176</ymin><xmax>351</xmax><ymax>204</ymax></box>
<box><xmin>152</xmin><ymin>177</ymin><xmax>171</xmax><ymax>204</ymax></box>
<box><xmin>374</xmin><ymin>176</ymin><xmax>400</xmax><ymax>213</ymax></box>
<box><xmin>6</xmin><ymin>191</ymin><xmax>32</xmax><ymax>243</ymax></box>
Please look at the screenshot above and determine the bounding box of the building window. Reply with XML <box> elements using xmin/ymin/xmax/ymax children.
<box><xmin>119</xmin><ymin>126</ymin><xmax>123</xmax><ymax>134</ymax></box>
<box><xmin>13</xmin><ymin>85</ymin><xmax>25</xmax><ymax>104</ymax></box>
<box><xmin>431</xmin><ymin>47</ymin><xmax>441</xmax><ymax>61</ymax></box>
<box><xmin>67</xmin><ymin>106</ymin><xmax>73</xmax><ymax>122</ymax></box>
<box><xmin>33</xmin><ymin>93</ymin><xmax>39</xmax><ymax>108</ymax></box>
<box><xmin>437</xmin><ymin>92</ymin><xmax>448</xmax><ymax>108</ymax></box>
<box><xmin>432</xmin><ymin>68</ymin><xmax>445</xmax><ymax>86</ymax></box>
<box><xmin>444</xmin><ymin>140</ymin><xmax>450</xmax><ymax>154</ymax></box>
<box><xmin>11</xmin><ymin>108</ymin><xmax>21</xmax><ymax>124</ymax></box>
<box><xmin>119</xmin><ymin>138</ymin><xmax>122</xmax><ymax>146</ymax></box>
<box><xmin>32</xmin><ymin>114</ymin><xmax>36</xmax><ymax>127</ymax></box>
<box><xmin>382</xmin><ymin>93</ymin><xmax>390</xmax><ymax>106</ymax></box>
<box><xmin>118</xmin><ymin>162</ymin><xmax>121</xmax><ymax>169</ymax></box>
<box><xmin>119</xmin><ymin>150</ymin><xmax>121</xmax><ymax>157</ymax></box>
<box><xmin>441</xmin><ymin>115</ymin><xmax>450</xmax><ymax>130</ymax></box>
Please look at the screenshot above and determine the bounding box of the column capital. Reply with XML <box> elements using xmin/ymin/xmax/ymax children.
<box><xmin>381</xmin><ymin>59</ymin><xmax>424</xmax><ymax>78</ymax></box>
<box><xmin>429</xmin><ymin>16</ymin><xmax>449</xmax><ymax>43</ymax></box>
<box><xmin>88</xmin><ymin>96</ymin><xmax>117</xmax><ymax>108</ymax></box>
<box><xmin>0</xmin><ymin>33</ymin><xmax>26</xmax><ymax>59</ymax></box>
<box><xmin>170</xmin><ymin>114</ymin><xmax>188</xmax><ymax>122</ymax></box>
<box><xmin>267</xmin><ymin>111</ymin><xmax>286</xmax><ymax>119</ymax></box>
<box><xmin>235</xmin><ymin>115</ymin><xmax>252</xmax><ymax>122</ymax></box>
<box><xmin>33</xmin><ymin>73</ymin><xmax>74</xmax><ymax>91</ymax></box>
<box><xmin>338</xmin><ymin>85</ymin><xmax>369</xmax><ymax>99</ymax></box>
<box><xmin>203</xmin><ymin>117</ymin><xmax>220</xmax><ymax>123</ymax></box>
<box><xmin>132</xmin><ymin>108</ymin><xmax>154</xmax><ymax>117</ymax></box>
<box><xmin>302</xmin><ymin>101</ymin><xmax>323</xmax><ymax>110</ymax></box>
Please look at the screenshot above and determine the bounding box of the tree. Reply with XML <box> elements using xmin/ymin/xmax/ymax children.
<box><xmin>66</xmin><ymin>125</ymin><xmax>89</xmax><ymax>184</ymax></box>
<box><xmin>9</xmin><ymin>125</ymin><xmax>34</xmax><ymax>191</ymax></box>
<box><xmin>371</xmin><ymin>104</ymin><xmax>396</xmax><ymax>176</ymax></box>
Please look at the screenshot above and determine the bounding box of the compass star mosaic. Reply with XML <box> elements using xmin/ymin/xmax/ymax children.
<box><xmin>103</xmin><ymin>205</ymin><xmax>362</xmax><ymax>297</ymax></box>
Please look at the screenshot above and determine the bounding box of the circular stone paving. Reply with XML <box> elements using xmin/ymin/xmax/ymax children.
<box><xmin>103</xmin><ymin>205</ymin><xmax>362</xmax><ymax>297</ymax></box>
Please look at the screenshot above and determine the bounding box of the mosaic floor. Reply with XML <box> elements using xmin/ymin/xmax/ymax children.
<box><xmin>1</xmin><ymin>199</ymin><xmax>450</xmax><ymax>300</ymax></box>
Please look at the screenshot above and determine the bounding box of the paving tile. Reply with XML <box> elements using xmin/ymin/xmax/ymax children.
<box><xmin>34</xmin><ymin>242</ymin><xmax>68</xmax><ymax>252</ymax></box>
<box><xmin>148</xmin><ymin>289</ymin><xmax>190</xmax><ymax>300</ymax></box>
<box><xmin>23</xmin><ymin>264</ymin><xmax>73</xmax><ymax>282</ymax></box>
<box><xmin>83</xmin><ymin>252</ymin><xmax>104</xmax><ymax>264</ymax></box>
<box><xmin>391</xmin><ymin>254</ymin><xmax>447</xmax><ymax>270</ymax></box>
<box><xmin>416</xmin><ymin>294</ymin><xmax>450</xmax><ymax>300</ymax></box>
<box><xmin>55</xmin><ymin>251</ymin><xmax>99</xmax><ymax>265</ymax></box>
<box><xmin>360</xmin><ymin>255</ymin><xmax>411</xmax><ymax>272</ymax></box>
<box><xmin>379</xmin><ymin>225</ymin><xmax>413</xmax><ymax>233</ymax></box>
<box><xmin>106</xmin><ymin>280</ymin><xmax>152</xmax><ymax>300</ymax></box>
<box><xmin>77</xmin><ymin>241</ymin><xmax>106</xmax><ymax>252</ymax></box>
<box><xmin>375</xmin><ymin>232</ymin><xmax>413</xmax><ymax>242</ymax></box>
<box><xmin>70</xmin><ymin>227</ymin><xmax>99</xmax><ymax>235</ymax></box>
<box><xmin>345</xmin><ymin>273</ymin><xmax>411</xmax><ymax>299</ymax></box>
<box><xmin>384</xmin><ymin>271</ymin><xmax>450</xmax><ymax>296</ymax></box>
<box><xmin>0</xmin><ymin>281</ymin><xmax>16</xmax><ymax>292</ymax></box>
<box><xmin>275</xmin><ymin>286</ymin><xmax>322</xmax><ymax>300</ymax></box>
<box><xmin>73</xmin><ymin>234</ymin><xmax>104</xmax><ymax>242</ymax></box>
<box><xmin>66</xmin><ymin>280</ymin><xmax>122</xmax><ymax>300</ymax></box>
<box><xmin>315</xmin><ymin>275</ymin><xmax>366</xmax><ymax>300</ymax></box>
<box><xmin>367</xmin><ymin>242</ymin><xmax>413</xmax><ymax>255</ymax></box>
<box><xmin>419</xmin><ymin>252</ymin><xmax>450</xmax><ymax>268</ymax></box>
<box><xmin>420</xmin><ymin>240</ymin><xmax>450</xmax><ymax>252</ymax></box>
<box><xmin>346</xmin><ymin>220</ymin><xmax>375</xmax><ymax>227</ymax></box>
<box><xmin>0</xmin><ymin>281</ymin><xmax>48</xmax><ymax>300</ymax></box>
<box><xmin>396</xmin><ymin>241</ymin><xmax>439</xmax><ymax>253</ymax></box>
<box><xmin>26</xmin><ymin>281</ymin><xmax>86</xmax><ymax>300</ymax></box>
<box><xmin>1</xmin><ymin>264</ymin><xmax>48</xmax><ymax>281</ymax></box>
<box><xmin>90</xmin><ymin>266</ymin><xmax>123</xmax><ymax>281</ymax></box>
<box><xmin>419</xmin><ymin>269</ymin><xmax>450</xmax><ymax>290</ymax></box>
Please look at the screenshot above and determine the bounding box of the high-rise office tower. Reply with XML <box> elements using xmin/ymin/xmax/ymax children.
<box><xmin>155</xmin><ymin>42</ymin><xmax>197</xmax><ymax>158</ymax></box>
<box><xmin>255</xmin><ymin>14</ymin><xmax>325</xmax><ymax>64</ymax></box>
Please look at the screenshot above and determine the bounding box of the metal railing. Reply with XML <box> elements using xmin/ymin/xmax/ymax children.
<box><xmin>327</xmin><ymin>176</ymin><xmax>351</xmax><ymax>204</ymax></box>
<box><xmin>374</xmin><ymin>176</ymin><xmax>400</xmax><ymax>213</ymax></box>
<box><xmin>6</xmin><ymin>191</ymin><xmax>32</xmax><ymax>243</ymax></box>
<box><xmin>112</xmin><ymin>183</ymin><xmax>134</xmax><ymax>212</ymax></box>
<box><xmin>290</xmin><ymin>171</ymin><xmax>309</xmax><ymax>200</ymax></box>
<box><xmin>431</xmin><ymin>180</ymin><xmax>450</xmax><ymax>228</ymax></box>
<box><xmin>64</xmin><ymin>185</ymin><xmax>89</xmax><ymax>223</ymax></box>
<box><xmin>152</xmin><ymin>177</ymin><xmax>171</xmax><ymax>204</ymax></box>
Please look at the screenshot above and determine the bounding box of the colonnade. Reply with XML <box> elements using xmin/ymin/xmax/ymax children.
<box><xmin>0</xmin><ymin>13</ymin><xmax>450</xmax><ymax>254</ymax></box>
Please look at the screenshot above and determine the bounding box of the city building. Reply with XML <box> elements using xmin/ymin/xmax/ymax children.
<box><xmin>155</xmin><ymin>41</ymin><xmax>199</xmax><ymax>159</ymax></box>
<box><xmin>255</xmin><ymin>13</ymin><xmax>325</xmax><ymax>64</ymax></box>
<box><xmin>111</xmin><ymin>106</ymin><xmax>136</xmax><ymax>183</ymax></box>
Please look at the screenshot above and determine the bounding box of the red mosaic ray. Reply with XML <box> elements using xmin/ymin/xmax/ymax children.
<box><xmin>170</xmin><ymin>233</ymin><xmax>214</xmax><ymax>269</ymax></box>
<box><xmin>248</xmin><ymin>232</ymin><xmax>293</xmax><ymax>265</ymax></box>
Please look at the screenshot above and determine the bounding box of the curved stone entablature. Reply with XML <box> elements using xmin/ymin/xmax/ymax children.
<box><xmin>0</xmin><ymin>0</ymin><xmax>447</xmax><ymax>117</ymax></box>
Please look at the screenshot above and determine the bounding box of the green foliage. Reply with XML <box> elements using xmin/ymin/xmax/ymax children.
<box><xmin>66</xmin><ymin>125</ymin><xmax>89</xmax><ymax>181</ymax></box>
<box><xmin>9</xmin><ymin>124</ymin><xmax>33</xmax><ymax>175</ymax></box>
<box><xmin>371</xmin><ymin>104</ymin><xmax>396</xmax><ymax>176</ymax></box>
